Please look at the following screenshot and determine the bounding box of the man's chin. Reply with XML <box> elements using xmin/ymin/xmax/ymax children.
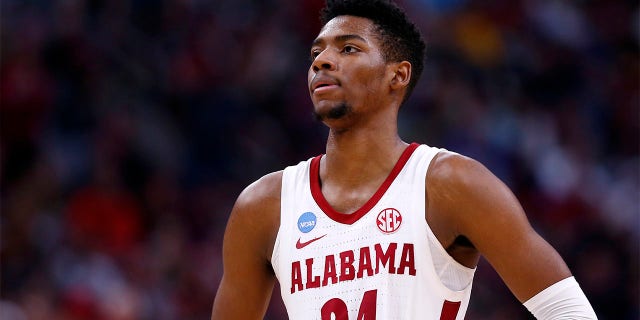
<box><xmin>312</xmin><ymin>103</ymin><xmax>352</xmax><ymax>122</ymax></box>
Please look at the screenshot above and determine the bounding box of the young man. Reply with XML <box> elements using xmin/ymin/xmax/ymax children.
<box><xmin>211</xmin><ymin>0</ymin><xmax>597</xmax><ymax>319</ymax></box>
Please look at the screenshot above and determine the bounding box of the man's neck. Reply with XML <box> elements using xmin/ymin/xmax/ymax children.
<box><xmin>315</xmin><ymin>128</ymin><xmax>408</xmax><ymax>214</ymax></box>
<box><xmin>322</xmin><ymin>128</ymin><xmax>408</xmax><ymax>187</ymax></box>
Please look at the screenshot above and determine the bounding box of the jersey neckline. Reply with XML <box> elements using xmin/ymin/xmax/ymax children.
<box><xmin>309</xmin><ymin>143</ymin><xmax>420</xmax><ymax>225</ymax></box>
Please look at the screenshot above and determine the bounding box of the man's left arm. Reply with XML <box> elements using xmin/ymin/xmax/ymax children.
<box><xmin>428</xmin><ymin>153</ymin><xmax>597</xmax><ymax>319</ymax></box>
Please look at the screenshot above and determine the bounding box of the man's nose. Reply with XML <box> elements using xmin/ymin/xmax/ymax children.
<box><xmin>312</xmin><ymin>50</ymin><xmax>336</xmax><ymax>73</ymax></box>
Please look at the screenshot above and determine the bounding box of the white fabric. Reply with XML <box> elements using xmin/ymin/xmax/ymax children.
<box><xmin>271</xmin><ymin>144</ymin><xmax>475</xmax><ymax>320</ymax></box>
<box><xmin>523</xmin><ymin>276</ymin><xmax>598</xmax><ymax>319</ymax></box>
<box><xmin>427</xmin><ymin>227</ymin><xmax>475</xmax><ymax>291</ymax></box>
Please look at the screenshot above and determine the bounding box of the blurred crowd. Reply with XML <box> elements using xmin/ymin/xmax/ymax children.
<box><xmin>1</xmin><ymin>0</ymin><xmax>638</xmax><ymax>319</ymax></box>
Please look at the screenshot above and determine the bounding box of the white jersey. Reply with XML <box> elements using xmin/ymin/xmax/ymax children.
<box><xmin>271</xmin><ymin>143</ymin><xmax>475</xmax><ymax>320</ymax></box>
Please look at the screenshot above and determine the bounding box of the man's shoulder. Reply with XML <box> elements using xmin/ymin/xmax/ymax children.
<box><xmin>237</xmin><ymin>171</ymin><xmax>284</xmax><ymax>208</ymax></box>
<box><xmin>224</xmin><ymin>171</ymin><xmax>283</xmax><ymax>266</ymax></box>
<box><xmin>228</xmin><ymin>171</ymin><xmax>283</xmax><ymax>243</ymax></box>
<box><xmin>428</xmin><ymin>150</ymin><xmax>484</xmax><ymax>184</ymax></box>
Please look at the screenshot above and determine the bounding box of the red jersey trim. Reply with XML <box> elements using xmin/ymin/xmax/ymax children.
<box><xmin>439</xmin><ymin>300</ymin><xmax>461</xmax><ymax>320</ymax></box>
<box><xmin>310</xmin><ymin>143</ymin><xmax>420</xmax><ymax>225</ymax></box>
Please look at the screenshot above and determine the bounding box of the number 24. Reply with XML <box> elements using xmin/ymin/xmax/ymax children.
<box><xmin>321</xmin><ymin>289</ymin><xmax>377</xmax><ymax>320</ymax></box>
<box><xmin>320</xmin><ymin>290</ymin><xmax>462</xmax><ymax>320</ymax></box>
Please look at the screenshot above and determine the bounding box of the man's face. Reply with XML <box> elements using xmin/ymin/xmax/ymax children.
<box><xmin>308</xmin><ymin>15</ymin><xmax>390</xmax><ymax>123</ymax></box>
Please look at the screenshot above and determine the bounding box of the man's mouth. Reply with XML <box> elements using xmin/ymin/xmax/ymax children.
<box><xmin>311</xmin><ymin>75</ymin><xmax>340</xmax><ymax>93</ymax></box>
<box><xmin>313</xmin><ymin>83</ymin><xmax>339</xmax><ymax>93</ymax></box>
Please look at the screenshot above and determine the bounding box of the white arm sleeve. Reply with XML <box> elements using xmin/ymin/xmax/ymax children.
<box><xmin>523</xmin><ymin>276</ymin><xmax>597</xmax><ymax>319</ymax></box>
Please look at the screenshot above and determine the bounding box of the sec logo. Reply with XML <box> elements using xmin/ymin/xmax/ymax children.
<box><xmin>377</xmin><ymin>208</ymin><xmax>402</xmax><ymax>234</ymax></box>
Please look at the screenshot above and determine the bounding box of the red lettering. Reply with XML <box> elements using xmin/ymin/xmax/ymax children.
<box><xmin>322</xmin><ymin>254</ymin><xmax>338</xmax><ymax>286</ymax></box>
<box><xmin>339</xmin><ymin>251</ymin><xmax>355</xmax><ymax>281</ymax></box>
<box><xmin>374</xmin><ymin>243</ymin><xmax>397</xmax><ymax>274</ymax></box>
<box><xmin>305</xmin><ymin>258</ymin><xmax>321</xmax><ymax>289</ymax></box>
<box><xmin>357</xmin><ymin>246</ymin><xmax>374</xmax><ymax>278</ymax></box>
<box><xmin>291</xmin><ymin>261</ymin><xmax>303</xmax><ymax>293</ymax></box>
<box><xmin>321</xmin><ymin>290</ymin><xmax>378</xmax><ymax>320</ymax></box>
<box><xmin>398</xmin><ymin>243</ymin><xmax>416</xmax><ymax>275</ymax></box>
<box><xmin>356</xmin><ymin>289</ymin><xmax>378</xmax><ymax>320</ymax></box>
<box><xmin>377</xmin><ymin>209</ymin><xmax>402</xmax><ymax>233</ymax></box>
<box><xmin>291</xmin><ymin>242</ymin><xmax>416</xmax><ymax>295</ymax></box>
<box><xmin>321</xmin><ymin>298</ymin><xmax>348</xmax><ymax>320</ymax></box>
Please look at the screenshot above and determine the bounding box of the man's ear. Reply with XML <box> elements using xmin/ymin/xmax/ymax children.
<box><xmin>389</xmin><ymin>61</ymin><xmax>412</xmax><ymax>91</ymax></box>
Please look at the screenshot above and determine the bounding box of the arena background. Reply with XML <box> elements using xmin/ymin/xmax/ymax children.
<box><xmin>1</xmin><ymin>0</ymin><xmax>638</xmax><ymax>319</ymax></box>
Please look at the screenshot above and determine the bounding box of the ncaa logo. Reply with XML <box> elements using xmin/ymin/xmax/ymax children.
<box><xmin>297</xmin><ymin>212</ymin><xmax>317</xmax><ymax>233</ymax></box>
<box><xmin>377</xmin><ymin>208</ymin><xmax>402</xmax><ymax>234</ymax></box>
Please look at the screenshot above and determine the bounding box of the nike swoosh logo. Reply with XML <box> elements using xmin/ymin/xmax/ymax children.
<box><xmin>296</xmin><ymin>234</ymin><xmax>327</xmax><ymax>249</ymax></box>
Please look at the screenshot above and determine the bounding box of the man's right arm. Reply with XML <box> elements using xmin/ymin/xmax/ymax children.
<box><xmin>211</xmin><ymin>172</ymin><xmax>282</xmax><ymax>320</ymax></box>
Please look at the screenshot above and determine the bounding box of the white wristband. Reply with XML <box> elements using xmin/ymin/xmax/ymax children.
<box><xmin>523</xmin><ymin>276</ymin><xmax>598</xmax><ymax>319</ymax></box>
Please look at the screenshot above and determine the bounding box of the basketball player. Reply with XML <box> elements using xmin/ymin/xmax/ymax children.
<box><xmin>211</xmin><ymin>0</ymin><xmax>597</xmax><ymax>319</ymax></box>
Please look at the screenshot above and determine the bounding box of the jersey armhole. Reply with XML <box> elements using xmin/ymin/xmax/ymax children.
<box><xmin>422</xmin><ymin>149</ymin><xmax>476</xmax><ymax>292</ymax></box>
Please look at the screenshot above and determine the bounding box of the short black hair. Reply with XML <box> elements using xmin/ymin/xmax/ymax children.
<box><xmin>320</xmin><ymin>0</ymin><xmax>426</xmax><ymax>103</ymax></box>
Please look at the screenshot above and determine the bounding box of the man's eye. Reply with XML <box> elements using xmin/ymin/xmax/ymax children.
<box><xmin>310</xmin><ymin>50</ymin><xmax>321</xmax><ymax>60</ymax></box>
<box><xmin>343</xmin><ymin>45</ymin><xmax>358</xmax><ymax>53</ymax></box>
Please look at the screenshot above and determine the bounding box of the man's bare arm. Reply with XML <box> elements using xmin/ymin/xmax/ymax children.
<box><xmin>211</xmin><ymin>172</ymin><xmax>282</xmax><ymax>320</ymax></box>
<box><xmin>429</xmin><ymin>153</ymin><xmax>597</xmax><ymax>318</ymax></box>
<box><xmin>427</xmin><ymin>152</ymin><xmax>572</xmax><ymax>302</ymax></box>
